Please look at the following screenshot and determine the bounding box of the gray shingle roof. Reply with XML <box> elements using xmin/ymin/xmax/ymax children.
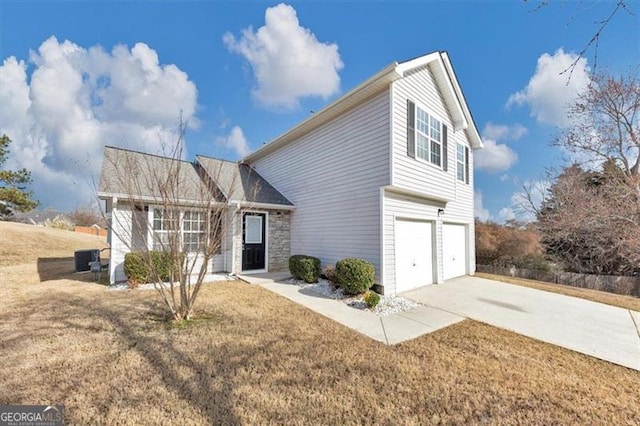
<box><xmin>99</xmin><ymin>147</ymin><xmax>292</xmax><ymax>207</ymax></box>
<box><xmin>196</xmin><ymin>155</ymin><xmax>293</xmax><ymax>206</ymax></box>
<box><xmin>99</xmin><ymin>146</ymin><xmax>222</xmax><ymax>203</ymax></box>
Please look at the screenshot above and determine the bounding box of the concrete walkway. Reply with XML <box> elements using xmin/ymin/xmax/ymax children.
<box><xmin>403</xmin><ymin>276</ymin><xmax>640</xmax><ymax>371</ymax></box>
<box><xmin>238</xmin><ymin>273</ymin><xmax>640</xmax><ymax>370</ymax></box>
<box><xmin>237</xmin><ymin>273</ymin><xmax>464</xmax><ymax>344</ymax></box>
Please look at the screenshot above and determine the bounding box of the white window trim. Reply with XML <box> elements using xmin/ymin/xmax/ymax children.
<box><xmin>413</xmin><ymin>103</ymin><xmax>444</xmax><ymax>170</ymax></box>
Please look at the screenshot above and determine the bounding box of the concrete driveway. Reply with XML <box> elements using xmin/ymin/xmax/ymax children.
<box><xmin>403</xmin><ymin>276</ymin><xmax>640</xmax><ymax>371</ymax></box>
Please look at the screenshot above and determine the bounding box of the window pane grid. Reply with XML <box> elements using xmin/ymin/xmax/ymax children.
<box><xmin>151</xmin><ymin>209</ymin><xmax>221</xmax><ymax>253</ymax></box>
<box><xmin>416</xmin><ymin>134</ymin><xmax>429</xmax><ymax>161</ymax></box>
<box><xmin>415</xmin><ymin>106</ymin><xmax>443</xmax><ymax>167</ymax></box>
<box><xmin>183</xmin><ymin>210</ymin><xmax>205</xmax><ymax>252</ymax></box>
<box><xmin>430</xmin><ymin>140</ymin><xmax>441</xmax><ymax>166</ymax></box>
<box><xmin>456</xmin><ymin>143</ymin><xmax>466</xmax><ymax>182</ymax></box>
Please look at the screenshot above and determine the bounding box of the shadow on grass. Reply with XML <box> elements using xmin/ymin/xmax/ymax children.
<box><xmin>36</xmin><ymin>257</ymin><xmax>105</xmax><ymax>284</ymax></box>
<box><xmin>0</xmin><ymin>289</ymin><xmax>278</xmax><ymax>424</ymax></box>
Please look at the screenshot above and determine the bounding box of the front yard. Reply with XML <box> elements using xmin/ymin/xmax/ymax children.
<box><xmin>1</xmin><ymin>222</ymin><xmax>638</xmax><ymax>424</ymax></box>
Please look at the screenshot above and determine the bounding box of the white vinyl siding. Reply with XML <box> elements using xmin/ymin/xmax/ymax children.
<box><xmin>109</xmin><ymin>202</ymin><xmax>133</xmax><ymax>283</ymax></box>
<box><xmin>108</xmin><ymin>203</ymin><xmax>225</xmax><ymax>284</ymax></box>
<box><xmin>251</xmin><ymin>90</ymin><xmax>391</xmax><ymax>281</ymax></box>
<box><xmin>385</xmin><ymin>64</ymin><xmax>475</xmax><ymax>294</ymax></box>
<box><xmin>391</xmin><ymin>65</ymin><xmax>455</xmax><ymax>201</ymax></box>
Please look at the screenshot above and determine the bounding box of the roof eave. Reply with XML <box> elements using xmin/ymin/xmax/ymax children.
<box><xmin>395</xmin><ymin>52</ymin><xmax>483</xmax><ymax>150</ymax></box>
<box><xmin>243</xmin><ymin>62</ymin><xmax>402</xmax><ymax>163</ymax></box>
<box><xmin>438</xmin><ymin>52</ymin><xmax>484</xmax><ymax>149</ymax></box>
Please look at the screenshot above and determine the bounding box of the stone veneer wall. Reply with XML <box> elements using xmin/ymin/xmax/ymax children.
<box><xmin>267</xmin><ymin>211</ymin><xmax>291</xmax><ymax>272</ymax></box>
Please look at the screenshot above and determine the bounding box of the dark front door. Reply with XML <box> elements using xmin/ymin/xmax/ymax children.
<box><xmin>242</xmin><ymin>212</ymin><xmax>266</xmax><ymax>271</ymax></box>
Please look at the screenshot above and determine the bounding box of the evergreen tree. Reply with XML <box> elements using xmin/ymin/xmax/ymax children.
<box><xmin>0</xmin><ymin>134</ymin><xmax>39</xmax><ymax>218</ymax></box>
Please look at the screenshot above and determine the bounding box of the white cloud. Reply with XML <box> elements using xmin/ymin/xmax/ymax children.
<box><xmin>482</xmin><ymin>122</ymin><xmax>528</xmax><ymax>142</ymax></box>
<box><xmin>223</xmin><ymin>3</ymin><xmax>343</xmax><ymax>109</ymax></box>
<box><xmin>475</xmin><ymin>123</ymin><xmax>523</xmax><ymax>173</ymax></box>
<box><xmin>507</xmin><ymin>48</ymin><xmax>591</xmax><ymax>127</ymax></box>
<box><xmin>0</xmin><ymin>36</ymin><xmax>198</xmax><ymax>210</ymax></box>
<box><xmin>474</xmin><ymin>191</ymin><xmax>491</xmax><ymax>222</ymax></box>
<box><xmin>498</xmin><ymin>207</ymin><xmax>516</xmax><ymax>223</ymax></box>
<box><xmin>216</xmin><ymin>126</ymin><xmax>251</xmax><ymax>158</ymax></box>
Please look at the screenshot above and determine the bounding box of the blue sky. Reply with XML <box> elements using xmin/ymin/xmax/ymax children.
<box><xmin>1</xmin><ymin>1</ymin><xmax>638</xmax><ymax>218</ymax></box>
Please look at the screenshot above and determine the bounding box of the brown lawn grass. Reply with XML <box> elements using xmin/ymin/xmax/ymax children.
<box><xmin>1</xmin><ymin>224</ymin><xmax>639</xmax><ymax>424</ymax></box>
<box><xmin>476</xmin><ymin>272</ymin><xmax>640</xmax><ymax>312</ymax></box>
<box><xmin>0</xmin><ymin>221</ymin><xmax>107</xmax><ymax>267</ymax></box>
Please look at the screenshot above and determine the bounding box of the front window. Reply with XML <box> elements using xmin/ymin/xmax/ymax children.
<box><xmin>182</xmin><ymin>211</ymin><xmax>206</xmax><ymax>252</ymax></box>
<box><xmin>415</xmin><ymin>106</ymin><xmax>442</xmax><ymax>167</ymax></box>
<box><xmin>152</xmin><ymin>208</ymin><xmax>221</xmax><ymax>253</ymax></box>
<box><xmin>152</xmin><ymin>209</ymin><xmax>178</xmax><ymax>250</ymax></box>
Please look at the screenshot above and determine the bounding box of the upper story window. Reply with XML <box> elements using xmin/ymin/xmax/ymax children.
<box><xmin>456</xmin><ymin>143</ymin><xmax>470</xmax><ymax>184</ymax></box>
<box><xmin>407</xmin><ymin>99</ymin><xmax>447</xmax><ymax>170</ymax></box>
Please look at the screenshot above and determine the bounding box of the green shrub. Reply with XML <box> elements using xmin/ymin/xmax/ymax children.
<box><xmin>336</xmin><ymin>258</ymin><xmax>375</xmax><ymax>295</ymax></box>
<box><xmin>124</xmin><ymin>251</ymin><xmax>182</xmax><ymax>283</ymax></box>
<box><xmin>363</xmin><ymin>290</ymin><xmax>380</xmax><ymax>309</ymax></box>
<box><xmin>124</xmin><ymin>252</ymin><xmax>149</xmax><ymax>283</ymax></box>
<box><xmin>289</xmin><ymin>255</ymin><xmax>321</xmax><ymax>283</ymax></box>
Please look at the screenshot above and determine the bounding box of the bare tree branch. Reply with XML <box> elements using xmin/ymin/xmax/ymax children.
<box><xmin>524</xmin><ymin>1</ymin><xmax>633</xmax><ymax>81</ymax></box>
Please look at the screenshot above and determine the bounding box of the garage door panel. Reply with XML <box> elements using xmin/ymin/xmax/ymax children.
<box><xmin>395</xmin><ymin>219</ymin><xmax>433</xmax><ymax>293</ymax></box>
<box><xmin>443</xmin><ymin>223</ymin><xmax>466</xmax><ymax>280</ymax></box>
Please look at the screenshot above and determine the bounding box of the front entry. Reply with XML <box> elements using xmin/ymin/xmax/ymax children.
<box><xmin>242</xmin><ymin>212</ymin><xmax>266</xmax><ymax>271</ymax></box>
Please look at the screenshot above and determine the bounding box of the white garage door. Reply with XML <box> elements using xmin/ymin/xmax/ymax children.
<box><xmin>443</xmin><ymin>223</ymin><xmax>467</xmax><ymax>280</ymax></box>
<box><xmin>395</xmin><ymin>219</ymin><xmax>434</xmax><ymax>293</ymax></box>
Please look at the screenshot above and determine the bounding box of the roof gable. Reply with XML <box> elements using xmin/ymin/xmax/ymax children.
<box><xmin>195</xmin><ymin>155</ymin><xmax>293</xmax><ymax>206</ymax></box>
<box><xmin>244</xmin><ymin>51</ymin><xmax>482</xmax><ymax>163</ymax></box>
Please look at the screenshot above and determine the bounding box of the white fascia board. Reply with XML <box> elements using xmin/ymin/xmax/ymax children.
<box><xmin>383</xmin><ymin>185</ymin><xmax>452</xmax><ymax>204</ymax></box>
<box><xmin>96</xmin><ymin>192</ymin><xmax>227</xmax><ymax>208</ymax></box>
<box><xmin>396</xmin><ymin>52</ymin><xmax>468</xmax><ymax>132</ymax></box>
<box><xmin>439</xmin><ymin>52</ymin><xmax>483</xmax><ymax>149</ymax></box>
<box><xmin>431</xmin><ymin>59</ymin><xmax>468</xmax><ymax>131</ymax></box>
<box><xmin>231</xmin><ymin>200</ymin><xmax>296</xmax><ymax>211</ymax></box>
<box><xmin>394</xmin><ymin>52</ymin><xmax>441</xmax><ymax>75</ymax></box>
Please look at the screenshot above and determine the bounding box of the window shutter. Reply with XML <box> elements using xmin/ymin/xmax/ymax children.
<box><xmin>442</xmin><ymin>124</ymin><xmax>448</xmax><ymax>172</ymax></box>
<box><xmin>407</xmin><ymin>99</ymin><xmax>415</xmax><ymax>158</ymax></box>
<box><xmin>464</xmin><ymin>146</ymin><xmax>470</xmax><ymax>184</ymax></box>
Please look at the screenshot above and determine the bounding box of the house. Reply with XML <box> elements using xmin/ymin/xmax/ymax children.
<box><xmin>98</xmin><ymin>51</ymin><xmax>483</xmax><ymax>295</ymax></box>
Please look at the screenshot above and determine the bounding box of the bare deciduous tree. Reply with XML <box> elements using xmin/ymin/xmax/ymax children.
<box><xmin>101</xmin><ymin>121</ymin><xmax>255</xmax><ymax>322</ymax></box>
<box><xmin>538</xmin><ymin>162</ymin><xmax>640</xmax><ymax>275</ymax></box>
<box><xmin>556</xmin><ymin>72</ymin><xmax>639</xmax><ymax>176</ymax></box>
<box><xmin>475</xmin><ymin>219</ymin><xmax>546</xmax><ymax>269</ymax></box>
<box><xmin>525</xmin><ymin>1</ymin><xmax>633</xmax><ymax>77</ymax></box>
<box><xmin>512</xmin><ymin>178</ymin><xmax>551</xmax><ymax>219</ymax></box>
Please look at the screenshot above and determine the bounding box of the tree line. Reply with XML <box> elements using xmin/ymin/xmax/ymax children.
<box><xmin>479</xmin><ymin>72</ymin><xmax>639</xmax><ymax>276</ymax></box>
